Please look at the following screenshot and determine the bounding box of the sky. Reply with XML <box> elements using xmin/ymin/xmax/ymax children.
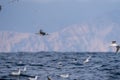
<box><xmin>0</xmin><ymin>0</ymin><xmax>120</xmax><ymax>33</ymax></box>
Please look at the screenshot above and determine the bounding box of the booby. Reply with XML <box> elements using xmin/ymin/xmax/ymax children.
<box><xmin>36</xmin><ymin>29</ymin><xmax>49</xmax><ymax>36</ymax></box>
<box><xmin>110</xmin><ymin>41</ymin><xmax>120</xmax><ymax>53</ymax></box>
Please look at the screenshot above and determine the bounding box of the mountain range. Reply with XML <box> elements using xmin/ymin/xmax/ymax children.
<box><xmin>0</xmin><ymin>23</ymin><xmax>119</xmax><ymax>52</ymax></box>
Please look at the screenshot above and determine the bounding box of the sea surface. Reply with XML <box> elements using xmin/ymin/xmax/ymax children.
<box><xmin>0</xmin><ymin>52</ymin><xmax>120</xmax><ymax>80</ymax></box>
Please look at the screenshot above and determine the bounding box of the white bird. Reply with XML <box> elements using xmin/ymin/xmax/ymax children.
<box><xmin>83</xmin><ymin>56</ymin><xmax>91</xmax><ymax>64</ymax></box>
<box><xmin>110</xmin><ymin>41</ymin><xmax>120</xmax><ymax>53</ymax></box>
<box><xmin>110</xmin><ymin>41</ymin><xmax>118</xmax><ymax>47</ymax></box>
<box><xmin>60</xmin><ymin>74</ymin><xmax>69</xmax><ymax>78</ymax></box>
<box><xmin>11</xmin><ymin>68</ymin><xmax>21</xmax><ymax>76</ymax></box>
<box><xmin>28</xmin><ymin>76</ymin><xmax>38</xmax><ymax>80</ymax></box>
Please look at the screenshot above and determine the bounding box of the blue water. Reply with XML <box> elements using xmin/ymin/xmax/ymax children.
<box><xmin>0</xmin><ymin>52</ymin><xmax>120</xmax><ymax>80</ymax></box>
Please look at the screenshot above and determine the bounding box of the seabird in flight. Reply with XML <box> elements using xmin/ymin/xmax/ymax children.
<box><xmin>36</xmin><ymin>29</ymin><xmax>49</xmax><ymax>36</ymax></box>
<box><xmin>110</xmin><ymin>41</ymin><xmax>120</xmax><ymax>53</ymax></box>
<box><xmin>83</xmin><ymin>55</ymin><xmax>91</xmax><ymax>64</ymax></box>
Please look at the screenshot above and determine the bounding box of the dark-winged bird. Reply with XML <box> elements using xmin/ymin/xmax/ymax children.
<box><xmin>110</xmin><ymin>41</ymin><xmax>120</xmax><ymax>53</ymax></box>
<box><xmin>115</xmin><ymin>45</ymin><xmax>120</xmax><ymax>53</ymax></box>
<box><xmin>36</xmin><ymin>29</ymin><xmax>49</xmax><ymax>36</ymax></box>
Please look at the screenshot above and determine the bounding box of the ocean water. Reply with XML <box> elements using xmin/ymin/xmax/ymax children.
<box><xmin>0</xmin><ymin>52</ymin><xmax>120</xmax><ymax>80</ymax></box>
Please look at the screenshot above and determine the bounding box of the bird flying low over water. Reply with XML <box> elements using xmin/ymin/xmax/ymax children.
<box><xmin>36</xmin><ymin>29</ymin><xmax>49</xmax><ymax>36</ymax></box>
<box><xmin>83</xmin><ymin>55</ymin><xmax>91</xmax><ymax>64</ymax></box>
<box><xmin>110</xmin><ymin>41</ymin><xmax>120</xmax><ymax>53</ymax></box>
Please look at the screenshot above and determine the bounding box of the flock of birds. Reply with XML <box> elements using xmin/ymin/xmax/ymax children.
<box><xmin>0</xmin><ymin>0</ymin><xmax>119</xmax><ymax>53</ymax></box>
<box><xmin>9</xmin><ymin>56</ymin><xmax>92</xmax><ymax>80</ymax></box>
<box><xmin>0</xmin><ymin>0</ymin><xmax>120</xmax><ymax>53</ymax></box>
<box><xmin>8</xmin><ymin>39</ymin><xmax>119</xmax><ymax>80</ymax></box>
<box><xmin>11</xmin><ymin>66</ymin><xmax>26</xmax><ymax>75</ymax></box>
<box><xmin>0</xmin><ymin>29</ymin><xmax>118</xmax><ymax>80</ymax></box>
<box><xmin>0</xmin><ymin>0</ymin><xmax>120</xmax><ymax>79</ymax></box>
<box><xmin>10</xmin><ymin>65</ymin><xmax>52</xmax><ymax>80</ymax></box>
<box><xmin>37</xmin><ymin>29</ymin><xmax>120</xmax><ymax>53</ymax></box>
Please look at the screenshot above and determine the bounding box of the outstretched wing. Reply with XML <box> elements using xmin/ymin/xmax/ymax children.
<box><xmin>116</xmin><ymin>46</ymin><xmax>120</xmax><ymax>53</ymax></box>
<box><xmin>40</xmin><ymin>29</ymin><xmax>49</xmax><ymax>36</ymax></box>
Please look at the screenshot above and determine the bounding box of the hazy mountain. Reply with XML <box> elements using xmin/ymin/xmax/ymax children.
<box><xmin>0</xmin><ymin>23</ymin><xmax>119</xmax><ymax>52</ymax></box>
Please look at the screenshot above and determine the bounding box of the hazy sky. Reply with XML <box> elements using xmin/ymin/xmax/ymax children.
<box><xmin>0</xmin><ymin>0</ymin><xmax>120</xmax><ymax>33</ymax></box>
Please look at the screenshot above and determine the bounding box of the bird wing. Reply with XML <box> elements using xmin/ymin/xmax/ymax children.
<box><xmin>116</xmin><ymin>46</ymin><xmax>120</xmax><ymax>53</ymax></box>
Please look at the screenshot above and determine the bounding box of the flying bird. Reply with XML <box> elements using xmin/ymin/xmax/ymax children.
<box><xmin>83</xmin><ymin>56</ymin><xmax>91</xmax><ymax>64</ymax></box>
<box><xmin>110</xmin><ymin>41</ymin><xmax>120</xmax><ymax>53</ymax></box>
<box><xmin>36</xmin><ymin>29</ymin><xmax>49</xmax><ymax>36</ymax></box>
